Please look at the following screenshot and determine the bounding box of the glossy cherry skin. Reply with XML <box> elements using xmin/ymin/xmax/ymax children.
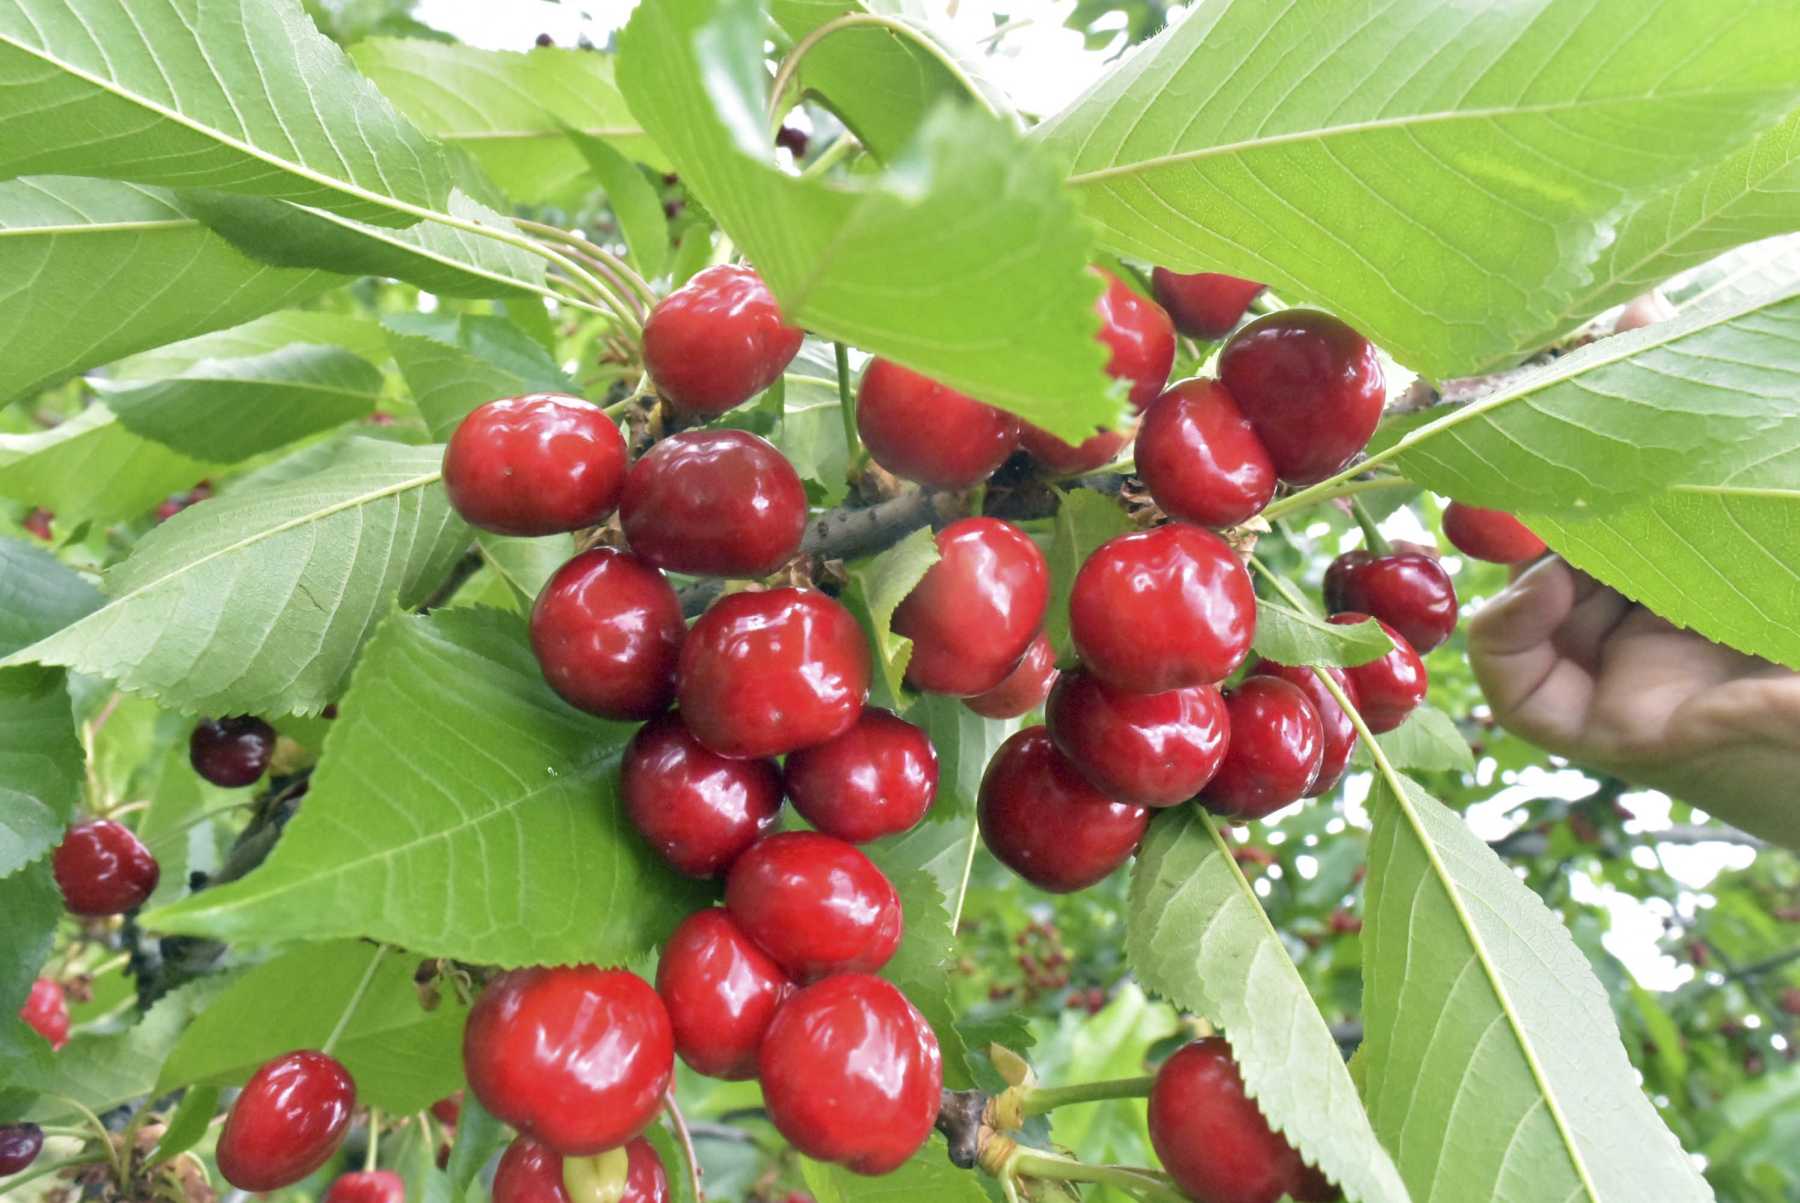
<box><xmin>963</xmin><ymin>631</ymin><xmax>1058</xmax><ymax>719</ymax></box>
<box><xmin>530</xmin><ymin>549</ymin><xmax>684</xmax><ymax>721</ymax></box>
<box><xmin>216</xmin><ymin>1050</ymin><xmax>357</xmax><ymax>1192</ymax></box>
<box><xmin>1201</xmin><ymin>677</ymin><xmax>1325</xmax><ymax>820</ymax></box>
<box><xmin>19</xmin><ymin>978</ymin><xmax>68</xmax><ymax>1050</ymax></box>
<box><xmin>1148</xmin><ymin>1038</ymin><xmax>1334</xmax><ymax>1203</ymax></box>
<box><xmin>643</xmin><ymin>264</ymin><xmax>805</xmax><ymax>417</ymax></box>
<box><xmin>621</xmin><ymin>712</ymin><xmax>782</xmax><ymax>877</ymax></box>
<box><xmin>1151</xmin><ymin>269</ymin><xmax>1267</xmax><ymax>340</ymax></box>
<box><xmin>656</xmin><ymin>908</ymin><xmax>794</xmax><ymax>1080</ymax></box>
<box><xmin>1137</xmin><ymin>379</ymin><xmax>1277</xmax><ymax>528</ymax></box>
<box><xmin>1248</xmin><ymin>661</ymin><xmax>1359</xmax><ymax>798</ymax></box>
<box><xmin>430</xmin><ymin>1092</ymin><xmax>461</xmax><ymax>1128</ymax></box>
<box><xmin>189</xmin><ymin>715</ymin><xmax>276</xmax><ymax>788</ymax></box>
<box><xmin>1069</xmin><ymin>524</ymin><xmax>1256</xmax><ymax>693</ymax></box>
<box><xmin>677</xmin><ymin>588</ymin><xmax>870</xmax><ymax>759</ymax></box>
<box><xmin>442</xmin><ymin>395</ymin><xmax>628</xmax><ymax>536</ymax></box>
<box><xmin>1442</xmin><ymin>502</ymin><xmax>1547</xmax><ymax>564</ymax></box>
<box><xmin>856</xmin><ymin>359</ymin><xmax>1019</xmax><ymax>489</ymax></box>
<box><xmin>0</xmin><ymin>1124</ymin><xmax>43</xmax><ymax>1176</ymax></box>
<box><xmin>620</xmin><ymin>430</ymin><xmax>807</xmax><ymax>578</ymax></box>
<box><xmin>324</xmin><ymin>1170</ymin><xmax>406</xmax><ymax>1203</ymax></box>
<box><xmin>1329</xmin><ymin>613</ymin><xmax>1427</xmax><ymax>733</ymax></box>
<box><xmin>492</xmin><ymin>1137</ymin><xmax>667</xmax><ymax>1203</ymax></box>
<box><xmin>463</xmin><ymin>966</ymin><xmax>673</xmax><ymax>1156</ymax></box>
<box><xmin>977</xmin><ymin>726</ymin><xmax>1150</xmax><ymax>892</ymax></box>
<box><xmin>725</xmin><ymin>832</ymin><xmax>903</xmax><ymax>981</ymax></box>
<box><xmin>759</xmin><ymin>974</ymin><xmax>943</xmax><ymax>1176</ymax></box>
<box><xmin>892</xmin><ymin>517</ymin><xmax>1049</xmax><ymax>697</ymax></box>
<box><xmin>1046</xmin><ymin>671</ymin><xmax>1229</xmax><ymax>807</ymax></box>
<box><xmin>783</xmin><ymin>708</ymin><xmax>938</xmax><ymax>842</ymax></box>
<box><xmin>1218</xmin><ymin>309</ymin><xmax>1384</xmax><ymax>486</ymax></box>
<box><xmin>1019</xmin><ymin>422</ymin><xmax>1133</xmax><ymax>475</ymax></box>
<box><xmin>1094</xmin><ymin>268</ymin><xmax>1176</xmax><ymax>412</ymax></box>
<box><xmin>1323</xmin><ymin>548</ymin><xmax>1458</xmax><ymax>654</ymax></box>
<box><xmin>52</xmin><ymin>819</ymin><xmax>159</xmax><ymax>916</ymax></box>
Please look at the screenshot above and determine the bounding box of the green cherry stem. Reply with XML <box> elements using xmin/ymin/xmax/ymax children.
<box><xmin>1246</xmin><ymin>552</ymin><xmax>1319</xmax><ymax>616</ymax></box>
<box><xmin>1007</xmin><ymin>1148</ymin><xmax>1188</xmax><ymax>1203</ymax></box>
<box><xmin>1017</xmin><ymin>1075</ymin><xmax>1155</xmax><ymax>1117</ymax></box>
<box><xmin>0</xmin><ymin>1154</ymin><xmax>108</xmax><ymax>1192</ymax></box>
<box><xmin>364</xmin><ymin>1107</ymin><xmax>381</xmax><ymax>1173</ymax></box>
<box><xmin>1350</xmin><ymin>497</ymin><xmax>1392</xmax><ymax>554</ymax></box>
<box><xmin>834</xmin><ymin>341</ymin><xmax>861</xmax><ymax>463</ymax></box>
<box><xmin>322</xmin><ymin>945</ymin><xmax>389</xmax><ymax>1058</ymax></box>
<box><xmin>1258</xmin><ymin>473</ymin><xmax>1413</xmax><ymax>524</ymax></box>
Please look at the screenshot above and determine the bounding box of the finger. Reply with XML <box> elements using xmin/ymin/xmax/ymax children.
<box><xmin>1467</xmin><ymin>557</ymin><xmax>1579</xmax><ymax>656</ymax></box>
<box><xmin>1549</xmin><ymin>573</ymin><xmax>1635</xmax><ymax>674</ymax></box>
<box><xmin>1468</xmin><ymin>558</ymin><xmax>1597</xmax><ymax>751</ymax></box>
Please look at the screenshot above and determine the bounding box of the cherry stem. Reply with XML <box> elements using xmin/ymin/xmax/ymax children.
<box><xmin>0</xmin><ymin>1154</ymin><xmax>108</xmax><ymax>1193</ymax></box>
<box><xmin>1350</xmin><ymin>497</ymin><xmax>1392</xmax><ymax>554</ymax></box>
<box><xmin>1246</xmin><ymin>552</ymin><xmax>1320</xmax><ymax>617</ymax></box>
<box><xmin>833</xmin><ymin>342</ymin><xmax>861</xmax><ymax>466</ymax></box>
<box><xmin>52</xmin><ymin>1095</ymin><xmax>121</xmax><ymax>1179</ymax></box>
<box><xmin>1006</xmin><ymin>1148</ymin><xmax>1188</xmax><ymax>1203</ymax></box>
<box><xmin>143</xmin><ymin>799</ymin><xmax>260</xmax><ymax>853</ymax></box>
<box><xmin>364</xmin><ymin>1107</ymin><xmax>381</xmax><ymax>1173</ymax></box>
<box><xmin>800</xmin><ymin>134</ymin><xmax>862</xmax><ymax>178</ymax></box>
<box><xmin>1258</xmin><ymin>473</ymin><xmax>1413</xmax><ymax>524</ymax></box>
<box><xmin>321</xmin><ymin>944</ymin><xmax>389</xmax><ymax>1058</ymax></box>
<box><xmin>663</xmin><ymin>1088</ymin><xmax>703</xmax><ymax>1200</ymax></box>
<box><xmin>767</xmin><ymin>13</ymin><xmax>1000</xmax><ymax>138</ymax></box>
<box><xmin>512</xmin><ymin>218</ymin><xmax>658</xmax><ymax>310</ymax></box>
<box><xmin>1017</xmin><ymin>1075</ymin><xmax>1155</xmax><ymax>1117</ymax></box>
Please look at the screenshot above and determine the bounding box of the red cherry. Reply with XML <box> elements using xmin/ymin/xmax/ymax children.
<box><xmin>1150</xmin><ymin>270</ymin><xmax>1267</xmax><ymax>340</ymax></box>
<box><xmin>492</xmin><ymin>1137</ymin><xmax>667</xmax><ymax>1203</ymax></box>
<box><xmin>1323</xmin><ymin>548</ymin><xmax>1458</xmax><ymax>654</ymax></box>
<box><xmin>1442</xmin><ymin>502</ymin><xmax>1547</xmax><ymax>564</ymax></box>
<box><xmin>1046</xmin><ymin>671</ymin><xmax>1229</xmax><ymax>807</ymax></box>
<box><xmin>724</xmin><ymin>832</ymin><xmax>903</xmax><ymax>981</ymax></box>
<box><xmin>1329</xmin><ymin>613</ymin><xmax>1427</xmax><ymax>733</ymax></box>
<box><xmin>856</xmin><ymin>360</ymin><xmax>1019</xmax><ymax>489</ymax></box>
<box><xmin>216</xmin><ymin>1050</ymin><xmax>356</xmax><ymax>1192</ymax></box>
<box><xmin>1218</xmin><ymin>310</ymin><xmax>1384</xmax><ymax>486</ymax></box>
<box><xmin>892</xmin><ymin>517</ymin><xmax>1049</xmax><ymax>697</ymax></box>
<box><xmin>1094</xmin><ymin>268</ymin><xmax>1176</xmax><ymax>412</ymax></box>
<box><xmin>189</xmin><ymin>715</ymin><xmax>276</xmax><ymax>788</ymax></box>
<box><xmin>977</xmin><ymin>726</ymin><xmax>1150</xmax><ymax>893</ymax></box>
<box><xmin>621</xmin><ymin>712</ymin><xmax>783</xmax><ymax>877</ymax></box>
<box><xmin>530</xmin><ymin>549</ymin><xmax>684</xmax><ymax>721</ymax></box>
<box><xmin>620</xmin><ymin>430</ymin><xmax>807</xmax><ymax>578</ymax></box>
<box><xmin>22</xmin><ymin>507</ymin><xmax>52</xmax><ymax>541</ymax></box>
<box><xmin>963</xmin><ymin>631</ymin><xmax>1058</xmax><ymax>719</ymax></box>
<box><xmin>1148</xmin><ymin>1038</ymin><xmax>1334</xmax><ymax>1203</ymax></box>
<box><xmin>783</xmin><ymin>708</ymin><xmax>938</xmax><ymax>843</ymax></box>
<box><xmin>758</xmin><ymin>974</ymin><xmax>943</xmax><ymax>1176</ymax></box>
<box><xmin>1136</xmin><ymin>379</ymin><xmax>1277</xmax><ymax>528</ymax></box>
<box><xmin>0</xmin><ymin>1124</ymin><xmax>43</xmax><ymax>1176</ymax></box>
<box><xmin>1201</xmin><ymin>677</ymin><xmax>1325</xmax><ymax>820</ymax></box>
<box><xmin>1069</xmin><ymin>524</ymin><xmax>1256</xmax><ymax>693</ymax></box>
<box><xmin>621</xmin><ymin>1140</ymin><xmax>669</xmax><ymax>1203</ymax></box>
<box><xmin>443</xmin><ymin>395</ymin><xmax>627</xmax><ymax>536</ymax></box>
<box><xmin>656</xmin><ymin>908</ymin><xmax>794</xmax><ymax>1080</ymax></box>
<box><xmin>19</xmin><ymin>978</ymin><xmax>68</xmax><ymax>1050</ymax></box>
<box><xmin>1247</xmin><ymin>662</ymin><xmax>1359</xmax><ymax>798</ymax></box>
<box><xmin>463</xmin><ymin>967</ymin><xmax>672</xmax><ymax>1156</ymax></box>
<box><xmin>52</xmin><ymin>819</ymin><xmax>159</xmax><ymax>916</ymax></box>
<box><xmin>677</xmin><ymin>588</ymin><xmax>869</xmax><ymax>759</ymax></box>
<box><xmin>324</xmin><ymin>1170</ymin><xmax>406</xmax><ymax>1203</ymax></box>
<box><xmin>430</xmin><ymin>1092</ymin><xmax>462</xmax><ymax>1128</ymax></box>
<box><xmin>643</xmin><ymin>264</ymin><xmax>804</xmax><ymax>417</ymax></box>
<box><xmin>1019</xmin><ymin>422</ymin><xmax>1133</xmax><ymax>475</ymax></box>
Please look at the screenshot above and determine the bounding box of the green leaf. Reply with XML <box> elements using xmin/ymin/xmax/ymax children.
<box><xmin>111</xmin><ymin>310</ymin><xmax>393</xmax><ymax>381</ymax></box>
<box><xmin>3</xmin><ymin>439</ymin><xmax>468</xmax><ymax>716</ymax></box>
<box><xmin>642</xmin><ymin>1122</ymin><xmax>700</xmax><ymax>1203</ymax></box>
<box><xmin>143</xmin><ymin>608</ymin><xmax>709</xmax><ymax>964</ymax></box>
<box><xmin>842</xmin><ymin>526</ymin><xmax>939</xmax><ymax>707</ymax></box>
<box><xmin>148</xmin><ymin>1084</ymin><xmax>220</xmax><ymax>1166</ymax></box>
<box><xmin>0</xmin><ymin>0</ymin><xmax>451</xmax><ymax>222</ymax></box>
<box><xmin>1044</xmin><ymin>490</ymin><xmax>1132</xmax><ymax>665</ymax></box>
<box><xmin>1355</xmin><ymin>705</ymin><xmax>1475</xmax><ymax>775</ymax></box>
<box><xmin>1040</xmin><ymin>983</ymin><xmax>1180</xmax><ymax>1184</ymax></box>
<box><xmin>567</xmin><ymin>130</ymin><xmax>670</xmax><ymax>279</ymax></box>
<box><xmin>1128</xmin><ymin>807</ymin><xmax>1411</xmax><ymax>1203</ymax></box>
<box><xmin>0</xmin><ymin>537</ymin><xmax>101</xmax><ymax>656</ymax></box>
<box><xmin>0</xmin><ymin>667</ymin><xmax>83</xmax><ymax>875</ymax></box>
<box><xmin>0</xmin><ymin>403</ymin><xmax>213</xmax><ymax>525</ymax></box>
<box><xmin>766</xmin><ymin>356</ymin><xmax>853</xmax><ymax>508</ymax></box>
<box><xmin>386</xmin><ymin>313</ymin><xmax>575</xmax><ymax>441</ymax></box>
<box><xmin>1036</xmin><ymin>0</ymin><xmax>1800</xmax><ymax>378</ymax></box>
<box><xmin>478</xmin><ymin>533</ymin><xmax>575</xmax><ymax>612</ymax></box>
<box><xmin>13</xmin><ymin>981</ymin><xmax>218</xmax><ymax>1123</ymax></box>
<box><xmin>1253</xmin><ymin>602</ymin><xmax>1392</xmax><ymax>669</ymax></box>
<box><xmin>799</xmin><ymin>1138</ymin><xmax>988</xmax><ymax>1203</ymax></box>
<box><xmin>446</xmin><ymin>1093</ymin><xmax>508</xmax><ymax>1197</ymax></box>
<box><xmin>618</xmin><ymin>0</ymin><xmax>1121</xmax><ymax>443</ymax></box>
<box><xmin>0</xmin><ymin>861</ymin><xmax>59</xmax><ymax>1119</ymax></box>
<box><xmin>877</xmin><ymin>870</ymin><xmax>979</xmax><ymax>1090</ymax></box>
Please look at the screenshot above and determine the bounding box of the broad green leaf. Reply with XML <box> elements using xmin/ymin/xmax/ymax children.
<box><xmin>766</xmin><ymin>358</ymin><xmax>853</xmax><ymax>508</ymax></box>
<box><xmin>111</xmin><ymin>310</ymin><xmax>393</xmax><ymax>380</ymax></box>
<box><xmin>1037</xmin><ymin>0</ymin><xmax>1800</xmax><ymax>379</ymax></box>
<box><xmin>3</xmin><ymin>439</ymin><xmax>468</xmax><ymax>715</ymax></box>
<box><xmin>618</xmin><ymin>0</ymin><xmax>1121</xmax><ymax>443</ymax></box>
<box><xmin>0</xmin><ymin>786</ymin><xmax>59</xmax><ymax>882</ymax></box>
<box><xmin>1039</xmin><ymin>983</ymin><xmax>1179</xmax><ymax>1187</ymax></box>
<box><xmin>800</xmin><ymin>1139</ymin><xmax>988</xmax><ymax>1203</ymax></box>
<box><xmin>12</xmin><ymin>981</ymin><xmax>217</xmax><ymax>1123</ymax></box>
<box><xmin>479</xmin><ymin>533</ymin><xmax>575</xmax><ymax>612</ymax></box>
<box><xmin>148</xmin><ymin>1084</ymin><xmax>220</xmax><ymax>1165</ymax></box>
<box><xmin>0</xmin><ymin>667</ymin><xmax>83</xmax><ymax>875</ymax></box>
<box><xmin>0</xmin><ymin>0</ymin><xmax>450</xmax><ymax>222</ymax></box>
<box><xmin>843</xmin><ymin>526</ymin><xmax>939</xmax><ymax>707</ymax></box>
<box><xmin>0</xmin><ymin>177</ymin><xmax>338</xmax><ymax>406</ymax></box>
<box><xmin>143</xmin><ymin>608</ymin><xmax>709</xmax><ymax>963</ymax></box>
<box><xmin>385</xmin><ymin>312</ymin><xmax>575</xmax><ymax>440</ymax></box>
<box><xmin>1253</xmin><ymin>602</ymin><xmax>1392</xmax><ymax>669</ymax></box>
<box><xmin>0</xmin><ymin>537</ymin><xmax>101</xmax><ymax>656</ymax></box>
<box><xmin>1363</xmin><ymin>705</ymin><xmax>1475</xmax><ymax>775</ymax></box>
<box><xmin>878</xmin><ymin>870</ymin><xmax>979</xmax><ymax>1089</ymax></box>
<box><xmin>1044</xmin><ymin>489</ymin><xmax>1133</xmax><ymax>665</ymax></box>
<box><xmin>0</xmin><ymin>861</ymin><xmax>59</xmax><ymax>1119</ymax></box>
<box><xmin>1128</xmin><ymin>807</ymin><xmax>1411</xmax><ymax>1203</ymax></box>
<box><xmin>567</xmin><ymin>130</ymin><xmax>670</xmax><ymax>280</ymax></box>
<box><xmin>446</xmin><ymin>1093</ymin><xmax>508</xmax><ymax>1196</ymax></box>
<box><xmin>0</xmin><ymin>404</ymin><xmax>212</xmax><ymax>525</ymax></box>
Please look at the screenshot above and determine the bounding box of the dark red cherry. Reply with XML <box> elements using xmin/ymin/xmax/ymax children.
<box><xmin>1148</xmin><ymin>1038</ymin><xmax>1334</xmax><ymax>1203</ymax></box>
<box><xmin>963</xmin><ymin>631</ymin><xmax>1058</xmax><ymax>719</ymax></box>
<box><xmin>1150</xmin><ymin>270</ymin><xmax>1268</xmax><ymax>340</ymax></box>
<box><xmin>677</xmin><ymin>588</ymin><xmax>869</xmax><ymax>759</ymax></box>
<box><xmin>530</xmin><ymin>548</ymin><xmax>684</xmax><ymax>721</ymax></box>
<box><xmin>19</xmin><ymin>978</ymin><xmax>68</xmax><ymax>1050</ymax></box>
<box><xmin>1094</xmin><ymin>268</ymin><xmax>1176</xmax><ymax>412</ymax></box>
<box><xmin>1247</xmin><ymin>661</ymin><xmax>1359</xmax><ymax>798</ymax></box>
<box><xmin>1329</xmin><ymin>613</ymin><xmax>1426</xmax><ymax>733</ymax></box>
<box><xmin>1137</xmin><ymin>379</ymin><xmax>1277</xmax><ymax>528</ymax></box>
<box><xmin>783</xmin><ymin>708</ymin><xmax>938</xmax><ymax>842</ymax></box>
<box><xmin>759</xmin><ymin>974</ymin><xmax>943</xmax><ymax>1176</ymax></box>
<box><xmin>430</xmin><ymin>1092</ymin><xmax>461</xmax><ymax>1128</ymax></box>
<box><xmin>1218</xmin><ymin>310</ymin><xmax>1384</xmax><ymax>486</ymax></box>
<box><xmin>1019</xmin><ymin>422</ymin><xmax>1133</xmax><ymax>476</ymax></box>
<box><xmin>52</xmin><ymin>819</ymin><xmax>159</xmax><ymax>916</ymax></box>
<box><xmin>323</xmin><ymin>1170</ymin><xmax>405</xmax><ymax>1203</ymax></box>
<box><xmin>620</xmin><ymin>430</ymin><xmax>807</xmax><ymax>578</ymax></box>
<box><xmin>1442</xmin><ymin>502</ymin><xmax>1547</xmax><ymax>564</ymax></box>
<box><xmin>621</xmin><ymin>712</ymin><xmax>782</xmax><ymax>877</ymax></box>
<box><xmin>724</xmin><ymin>832</ymin><xmax>903</xmax><ymax>981</ymax></box>
<box><xmin>1069</xmin><ymin>524</ymin><xmax>1256</xmax><ymax>693</ymax></box>
<box><xmin>621</xmin><ymin>1140</ymin><xmax>669</xmax><ymax>1203</ymax></box>
<box><xmin>1201</xmin><ymin>677</ymin><xmax>1324</xmax><ymax>820</ymax></box>
<box><xmin>189</xmin><ymin>715</ymin><xmax>276</xmax><ymax>788</ymax></box>
<box><xmin>22</xmin><ymin>507</ymin><xmax>52</xmax><ymax>541</ymax></box>
<box><xmin>1323</xmin><ymin>548</ymin><xmax>1458</xmax><ymax>654</ymax></box>
<box><xmin>464</xmin><ymin>966</ymin><xmax>672</xmax><ymax>1157</ymax></box>
<box><xmin>643</xmin><ymin>264</ymin><xmax>805</xmax><ymax>417</ymax></box>
<box><xmin>0</xmin><ymin>1124</ymin><xmax>43</xmax><ymax>1176</ymax></box>
<box><xmin>977</xmin><ymin>726</ymin><xmax>1150</xmax><ymax>893</ymax></box>
<box><xmin>216</xmin><ymin>1050</ymin><xmax>356</xmax><ymax>1192</ymax></box>
<box><xmin>856</xmin><ymin>359</ymin><xmax>1019</xmax><ymax>489</ymax></box>
<box><xmin>656</xmin><ymin>908</ymin><xmax>794</xmax><ymax>1080</ymax></box>
<box><xmin>493</xmin><ymin>1137</ymin><xmax>667</xmax><ymax>1203</ymax></box>
<box><xmin>892</xmin><ymin>517</ymin><xmax>1049</xmax><ymax>697</ymax></box>
<box><xmin>442</xmin><ymin>394</ymin><xmax>627</xmax><ymax>536</ymax></box>
<box><xmin>1046</xmin><ymin>671</ymin><xmax>1229</xmax><ymax>807</ymax></box>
